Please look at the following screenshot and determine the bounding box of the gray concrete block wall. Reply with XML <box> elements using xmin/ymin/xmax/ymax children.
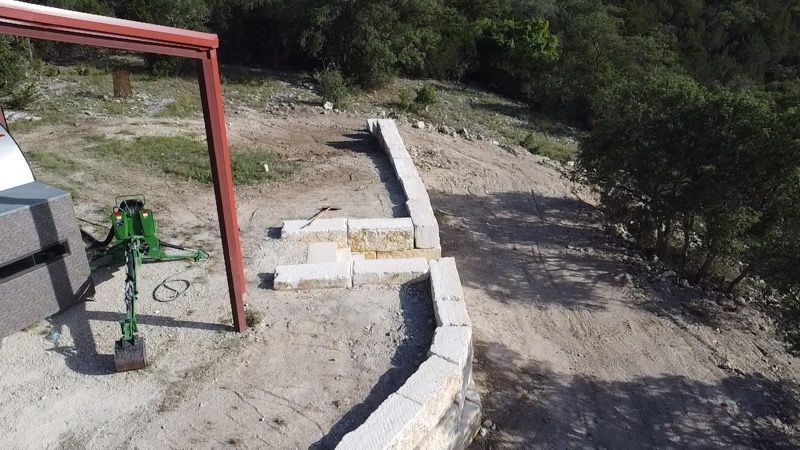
<box><xmin>0</xmin><ymin>182</ymin><xmax>93</xmax><ymax>338</ymax></box>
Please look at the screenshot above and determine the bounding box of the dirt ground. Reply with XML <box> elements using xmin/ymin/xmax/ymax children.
<box><xmin>398</xmin><ymin>128</ymin><xmax>800</xmax><ymax>449</ymax></box>
<box><xmin>0</xmin><ymin>110</ymin><xmax>433</xmax><ymax>448</ymax></box>
<box><xmin>2</xmin><ymin>69</ymin><xmax>800</xmax><ymax>449</ymax></box>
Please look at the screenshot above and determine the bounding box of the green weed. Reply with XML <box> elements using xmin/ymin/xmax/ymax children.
<box><xmin>85</xmin><ymin>135</ymin><xmax>294</xmax><ymax>185</ymax></box>
<box><xmin>520</xmin><ymin>132</ymin><xmax>576</xmax><ymax>164</ymax></box>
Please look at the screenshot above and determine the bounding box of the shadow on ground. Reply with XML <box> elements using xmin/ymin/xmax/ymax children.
<box><xmin>430</xmin><ymin>189</ymin><xmax>800</xmax><ymax>448</ymax></box>
<box><xmin>311</xmin><ymin>282</ymin><xmax>435</xmax><ymax>448</ymax></box>
<box><xmin>433</xmin><ymin>189</ymin><xmax>623</xmax><ymax>311</ymax></box>
<box><xmin>469</xmin><ymin>340</ymin><xmax>800</xmax><ymax>449</ymax></box>
<box><xmin>327</xmin><ymin>131</ymin><xmax>407</xmax><ymax>218</ymax></box>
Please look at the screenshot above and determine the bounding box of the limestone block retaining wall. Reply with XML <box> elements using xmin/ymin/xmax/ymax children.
<box><xmin>274</xmin><ymin>120</ymin><xmax>479</xmax><ymax>448</ymax></box>
<box><xmin>369</xmin><ymin>119</ymin><xmax>440</xmax><ymax>250</ymax></box>
<box><xmin>336</xmin><ymin>257</ymin><xmax>480</xmax><ymax>449</ymax></box>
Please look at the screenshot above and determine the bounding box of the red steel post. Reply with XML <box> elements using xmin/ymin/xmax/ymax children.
<box><xmin>197</xmin><ymin>50</ymin><xmax>248</xmax><ymax>333</ymax></box>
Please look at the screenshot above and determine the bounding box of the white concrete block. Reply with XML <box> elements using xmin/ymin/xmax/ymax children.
<box><xmin>377</xmin><ymin>247</ymin><xmax>441</xmax><ymax>260</ymax></box>
<box><xmin>415</xmin><ymin>398</ymin><xmax>461</xmax><ymax>450</ymax></box>
<box><xmin>391</xmin><ymin>156</ymin><xmax>418</xmax><ymax>178</ymax></box>
<box><xmin>281</xmin><ymin>218</ymin><xmax>348</xmax><ymax>247</ymax></box>
<box><xmin>434</xmin><ymin>299</ymin><xmax>472</xmax><ymax>327</ymax></box>
<box><xmin>335</xmin><ymin>393</ymin><xmax>430</xmax><ymax>450</ymax></box>
<box><xmin>406</xmin><ymin>199</ymin><xmax>440</xmax><ymax>249</ymax></box>
<box><xmin>376</xmin><ymin>119</ymin><xmax>412</xmax><ymax>161</ymax></box>
<box><xmin>348</xmin><ymin>218</ymin><xmax>414</xmax><ymax>252</ymax></box>
<box><xmin>336</xmin><ymin>247</ymin><xmax>353</xmax><ymax>262</ymax></box>
<box><xmin>398</xmin><ymin>171</ymin><xmax>430</xmax><ymax>202</ymax></box>
<box><xmin>273</xmin><ymin>262</ymin><xmax>352</xmax><ymax>290</ymax></box>
<box><xmin>430</xmin><ymin>257</ymin><xmax>465</xmax><ymax>303</ymax></box>
<box><xmin>429</xmin><ymin>326</ymin><xmax>474</xmax><ymax>409</ymax></box>
<box><xmin>397</xmin><ymin>355</ymin><xmax>461</xmax><ymax>424</ymax></box>
<box><xmin>456</xmin><ymin>397</ymin><xmax>482</xmax><ymax>448</ymax></box>
<box><xmin>415</xmin><ymin>377</ymin><xmax>482</xmax><ymax>450</ymax></box>
<box><xmin>307</xmin><ymin>242</ymin><xmax>339</xmax><ymax>263</ymax></box>
<box><xmin>367</xmin><ymin>118</ymin><xmax>378</xmax><ymax>134</ymax></box>
<box><xmin>429</xmin><ymin>326</ymin><xmax>472</xmax><ymax>371</ymax></box>
<box><xmin>353</xmin><ymin>258</ymin><xmax>429</xmax><ymax>286</ymax></box>
<box><xmin>465</xmin><ymin>376</ymin><xmax>481</xmax><ymax>407</ymax></box>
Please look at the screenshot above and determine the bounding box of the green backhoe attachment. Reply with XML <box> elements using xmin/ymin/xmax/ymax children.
<box><xmin>89</xmin><ymin>196</ymin><xmax>208</xmax><ymax>372</ymax></box>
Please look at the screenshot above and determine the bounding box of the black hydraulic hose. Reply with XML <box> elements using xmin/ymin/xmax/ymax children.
<box><xmin>80</xmin><ymin>227</ymin><xmax>114</xmax><ymax>250</ymax></box>
<box><xmin>158</xmin><ymin>240</ymin><xmax>188</xmax><ymax>250</ymax></box>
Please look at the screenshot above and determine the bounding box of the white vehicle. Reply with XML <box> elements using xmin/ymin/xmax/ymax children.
<box><xmin>0</xmin><ymin>122</ymin><xmax>35</xmax><ymax>192</ymax></box>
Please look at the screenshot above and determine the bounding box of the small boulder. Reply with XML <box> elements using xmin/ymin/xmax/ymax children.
<box><xmin>323</xmin><ymin>101</ymin><xmax>334</xmax><ymax>110</ymax></box>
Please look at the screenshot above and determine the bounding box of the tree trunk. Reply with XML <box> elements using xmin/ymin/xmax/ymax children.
<box><xmin>727</xmin><ymin>266</ymin><xmax>750</xmax><ymax>294</ymax></box>
<box><xmin>695</xmin><ymin>251</ymin><xmax>716</xmax><ymax>282</ymax></box>
<box><xmin>113</xmin><ymin>68</ymin><xmax>132</xmax><ymax>98</ymax></box>
<box><xmin>680</xmin><ymin>216</ymin><xmax>694</xmax><ymax>270</ymax></box>
<box><xmin>657</xmin><ymin>219</ymin><xmax>672</xmax><ymax>257</ymax></box>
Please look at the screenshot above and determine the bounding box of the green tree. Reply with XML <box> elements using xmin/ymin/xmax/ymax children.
<box><xmin>302</xmin><ymin>0</ymin><xmax>471</xmax><ymax>88</ymax></box>
<box><xmin>579</xmin><ymin>71</ymin><xmax>707</xmax><ymax>254</ymax></box>
<box><xmin>0</xmin><ymin>37</ymin><xmax>37</xmax><ymax>108</ymax></box>
<box><xmin>473</xmin><ymin>16</ymin><xmax>558</xmax><ymax>95</ymax></box>
<box><xmin>112</xmin><ymin>0</ymin><xmax>208</xmax><ymax>74</ymax></box>
<box><xmin>533</xmin><ymin>0</ymin><xmax>680</xmax><ymax>122</ymax></box>
<box><xmin>581</xmin><ymin>69</ymin><xmax>800</xmax><ymax>285</ymax></box>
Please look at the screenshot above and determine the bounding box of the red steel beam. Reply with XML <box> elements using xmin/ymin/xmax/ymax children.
<box><xmin>0</xmin><ymin>0</ymin><xmax>217</xmax><ymax>50</ymax></box>
<box><xmin>0</xmin><ymin>23</ymin><xmax>204</xmax><ymax>59</ymax></box>
<box><xmin>198</xmin><ymin>50</ymin><xmax>248</xmax><ymax>333</ymax></box>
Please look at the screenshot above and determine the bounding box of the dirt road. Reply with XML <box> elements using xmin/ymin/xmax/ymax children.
<box><xmin>403</xmin><ymin>127</ymin><xmax>800</xmax><ymax>449</ymax></box>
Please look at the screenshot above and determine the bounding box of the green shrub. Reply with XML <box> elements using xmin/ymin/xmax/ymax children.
<box><xmin>7</xmin><ymin>82</ymin><xmax>41</xmax><ymax>110</ymax></box>
<box><xmin>244</xmin><ymin>309</ymin><xmax>262</xmax><ymax>327</ymax></box>
<box><xmin>520</xmin><ymin>132</ymin><xmax>576</xmax><ymax>164</ymax></box>
<box><xmin>414</xmin><ymin>84</ymin><xmax>438</xmax><ymax>107</ymax></box>
<box><xmin>43</xmin><ymin>65</ymin><xmax>61</xmax><ymax>77</ymax></box>
<box><xmin>0</xmin><ymin>36</ymin><xmax>36</xmax><ymax>105</ymax></box>
<box><xmin>314</xmin><ymin>68</ymin><xmax>351</xmax><ymax>107</ymax></box>
<box><xmin>397</xmin><ymin>88</ymin><xmax>414</xmax><ymax>111</ymax></box>
<box><xmin>86</xmin><ymin>135</ymin><xmax>295</xmax><ymax>186</ymax></box>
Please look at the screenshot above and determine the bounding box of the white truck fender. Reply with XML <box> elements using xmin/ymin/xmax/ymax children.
<box><xmin>0</xmin><ymin>125</ymin><xmax>35</xmax><ymax>191</ymax></box>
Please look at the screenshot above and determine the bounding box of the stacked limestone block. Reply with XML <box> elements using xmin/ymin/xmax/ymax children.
<box><xmin>337</xmin><ymin>258</ymin><xmax>480</xmax><ymax>449</ymax></box>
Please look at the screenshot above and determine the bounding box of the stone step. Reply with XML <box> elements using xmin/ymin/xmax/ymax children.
<box><xmin>352</xmin><ymin>258</ymin><xmax>429</xmax><ymax>286</ymax></box>
<box><xmin>348</xmin><ymin>218</ymin><xmax>414</xmax><ymax>252</ymax></box>
<box><xmin>307</xmin><ymin>242</ymin><xmax>339</xmax><ymax>263</ymax></box>
<box><xmin>273</xmin><ymin>262</ymin><xmax>352</xmax><ymax>290</ymax></box>
<box><xmin>336</xmin><ymin>247</ymin><xmax>354</xmax><ymax>263</ymax></box>
<box><xmin>281</xmin><ymin>218</ymin><xmax>348</xmax><ymax>247</ymax></box>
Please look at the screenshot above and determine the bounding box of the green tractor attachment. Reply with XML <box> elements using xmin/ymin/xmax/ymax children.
<box><xmin>88</xmin><ymin>196</ymin><xmax>207</xmax><ymax>372</ymax></box>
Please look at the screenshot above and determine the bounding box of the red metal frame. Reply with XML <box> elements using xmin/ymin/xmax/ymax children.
<box><xmin>0</xmin><ymin>0</ymin><xmax>247</xmax><ymax>332</ymax></box>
